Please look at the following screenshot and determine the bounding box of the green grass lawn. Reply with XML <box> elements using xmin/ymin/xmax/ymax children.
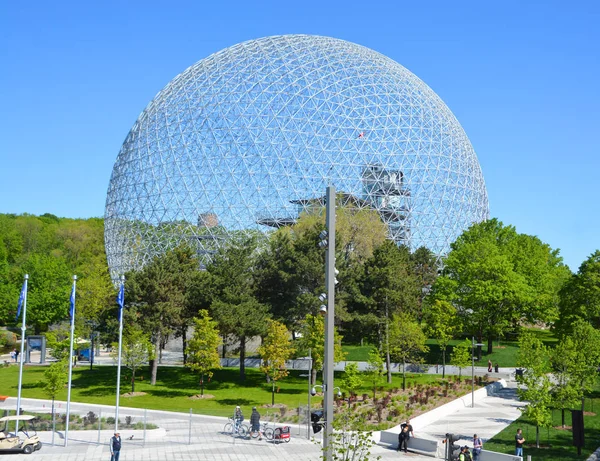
<box><xmin>344</xmin><ymin>329</ymin><xmax>558</xmax><ymax>367</ymax></box>
<box><xmin>485</xmin><ymin>393</ymin><xmax>600</xmax><ymax>461</ymax></box>
<box><xmin>0</xmin><ymin>364</ymin><xmax>447</xmax><ymax>419</ymax></box>
<box><xmin>342</xmin><ymin>344</ymin><xmax>373</xmax><ymax>361</ymax></box>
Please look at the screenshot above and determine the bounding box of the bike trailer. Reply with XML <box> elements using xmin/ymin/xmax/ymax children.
<box><xmin>273</xmin><ymin>425</ymin><xmax>291</xmax><ymax>443</ymax></box>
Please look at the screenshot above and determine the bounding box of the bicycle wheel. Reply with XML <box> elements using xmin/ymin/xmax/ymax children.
<box><xmin>223</xmin><ymin>422</ymin><xmax>233</xmax><ymax>434</ymax></box>
<box><xmin>263</xmin><ymin>427</ymin><xmax>274</xmax><ymax>440</ymax></box>
<box><xmin>237</xmin><ymin>424</ymin><xmax>248</xmax><ymax>437</ymax></box>
<box><xmin>250</xmin><ymin>428</ymin><xmax>259</xmax><ymax>438</ymax></box>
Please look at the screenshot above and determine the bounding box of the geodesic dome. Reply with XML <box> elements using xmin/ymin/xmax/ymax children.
<box><xmin>105</xmin><ymin>34</ymin><xmax>489</xmax><ymax>280</ymax></box>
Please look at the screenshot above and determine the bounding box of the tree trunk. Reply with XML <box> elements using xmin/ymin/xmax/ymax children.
<box><xmin>311</xmin><ymin>367</ymin><xmax>317</xmax><ymax>386</ymax></box>
<box><xmin>239</xmin><ymin>335</ymin><xmax>246</xmax><ymax>381</ymax></box>
<box><xmin>272</xmin><ymin>381</ymin><xmax>275</xmax><ymax>406</ymax></box>
<box><xmin>386</xmin><ymin>350</ymin><xmax>392</xmax><ymax>384</ymax></box>
<box><xmin>402</xmin><ymin>361</ymin><xmax>406</xmax><ymax>390</ymax></box>
<box><xmin>487</xmin><ymin>335</ymin><xmax>493</xmax><ymax>355</ymax></box>
<box><xmin>442</xmin><ymin>348</ymin><xmax>446</xmax><ymax>378</ymax></box>
<box><xmin>132</xmin><ymin>369</ymin><xmax>136</xmax><ymax>393</ymax></box>
<box><xmin>151</xmin><ymin>336</ymin><xmax>160</xmax><ymax>385</ymax></box>
<box><xmin>536</xmin><ymin>425</ymin><xmax>540</xmax><ymax>448</ymax></box>
<box><xmin>562</xmin><ymin>408</ymin><xmax>565</xmax><ymax>428</ymax></box>
<box><xmin>385</xmin><ymin>302</ymin><xmax>391</xmax><ymax>383</ymax></box>
<box><xmin>181</xmin><ymin>327</ymin><xmax>187</xmax><ymax>365</ymax></box>
<box><xmin>222</xmin><ymin>337</ymin><xmax>227</xmax><ymax>359</ymax></box>
<box><xmin>200</xmin><ymin>373</ymin><xmax>204</xmax><ymax>396</ymax></box>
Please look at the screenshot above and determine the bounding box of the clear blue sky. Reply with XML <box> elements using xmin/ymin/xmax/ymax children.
<box><xmin>1</xmin><ymin>0</ymin><xmax>598</xmax><ymax>271</ymax></box>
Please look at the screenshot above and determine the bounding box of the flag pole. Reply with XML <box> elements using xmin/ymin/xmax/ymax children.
<box><xmin>15</xmin><ymin>274</ymin><xmax>29</xmax><ymax>434</ymax></box>
<box><xmin>65</xmin><ymin>275</ymin><xmax>77</xmax><ymax>447</ymax></box>
<box><xmin>115</xmin><ymin>275</ymin><xmax>125</xmax><ymax>432</ymax></box>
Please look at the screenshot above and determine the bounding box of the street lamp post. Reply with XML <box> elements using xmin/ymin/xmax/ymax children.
<box><xmin>323</xmin><ymin>185</ymin><xmax>336</xmax><ymax>461</ymax></box>
<box><xmin>471</xmin><ymin>337</ymin><xmax>484</xmax><ymax>408</ymax></box>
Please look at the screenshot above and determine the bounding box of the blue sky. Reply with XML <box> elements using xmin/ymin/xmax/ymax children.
<box><xmin>1</xmin><ymin>0</ymin><xmax>598</xmax><ymax>271</ymax></box>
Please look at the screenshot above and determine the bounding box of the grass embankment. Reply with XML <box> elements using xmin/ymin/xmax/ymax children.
<box><xmin>344</xmin><ymin>328</ymin><xmax>558</xmax><ymax>368</ymax></box>
<box><xmin>485</xmin><ymin>391</ymin><xmax>600</xmax><ymax>461</ymax></box>
<box><xmin>0</xmin><ymin>364</ymin><xmax>445</xmax><ymax>420</ymax></box>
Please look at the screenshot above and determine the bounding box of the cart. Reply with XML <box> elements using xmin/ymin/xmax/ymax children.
<box><xmin>272</xmin><ymin>425</ymin><xmax>291</xmax><ymax>443</ymax></box>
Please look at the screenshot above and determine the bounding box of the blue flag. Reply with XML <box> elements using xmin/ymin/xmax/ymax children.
<box><xmin>15</xmin><ymin>281</ymin><xmax>26</xmax><ymax>322</ymax></box>
<box><xmin>69</xmin><ymin>283</ymin><xmax>76</xmax><ymax>324</ymax></box>
<box><xmin>116</xmin><ymin>283</ymin><xmax>125</xmax><ymax>316</ymax></box>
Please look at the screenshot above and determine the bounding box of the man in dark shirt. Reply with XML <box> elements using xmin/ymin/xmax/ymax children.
<box><xmin>515</xmin><ymin>428</ymin><xmax>525</xmax><ymax>457</ymax></box>
<box><xmin>110</xmin><ymin>432</ymin><xmax>122</xmax><ymax>461</ymax></box>
<box><xmin>398</xmin><ymin>419</ymin><xmax>414</xmax><ymax>452</ymax></box>
<box><xmin>250</xmin><ymin>407</ymin><xmax>262</xmax><ymax>440</ymax></box>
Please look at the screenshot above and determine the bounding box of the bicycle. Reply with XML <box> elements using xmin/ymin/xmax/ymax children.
<box><xmin>223</xmin><ymin>417</ymin><xmax>248</xmax><ymax>437</ymax></box>
<box><xmin>249</xmin><ymin>421</ymin><xmax>274</xmax><ymax>440</ymax></box>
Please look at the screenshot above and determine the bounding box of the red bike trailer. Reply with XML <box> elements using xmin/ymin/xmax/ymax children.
<box><xmin>272</xmin><ymin>425</ymin><xmax>291</xmax><ymax>443</ymax></box>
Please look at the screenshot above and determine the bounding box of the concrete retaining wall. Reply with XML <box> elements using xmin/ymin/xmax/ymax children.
<box><xmin>379</xmin><ymin>380</ymin><xmax>507</xmax><ymax>457</ymax></box>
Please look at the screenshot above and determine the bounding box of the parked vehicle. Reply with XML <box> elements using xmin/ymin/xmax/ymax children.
<box><xmin>0</xmin><ymin>415</ymin><xmax>42</xmax><ymax>454</ymax></box>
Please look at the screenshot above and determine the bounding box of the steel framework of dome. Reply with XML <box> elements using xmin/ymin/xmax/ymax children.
<box><xmin>105</xmin><ymin>34</ymin><xmax>489</xmax><ymax>280</ymax></box>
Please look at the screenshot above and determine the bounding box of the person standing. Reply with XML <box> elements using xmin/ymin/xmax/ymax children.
<box><xmin>110</xmin><ymin>432</ymin><xmax>122</xmax><ymax>461</ymax></box>
<box><xmin>10</xmin><ymin>349</ymin><xmax>15</xmax><ymax>362</ymax></box>
<box><xmin>515</xmin><ymin>428</ymin><xmax>525</xmax><ymax>457</ymax></box>
<box><xmin>397</xmin><ymin>425</ymin><xmax>409</xmax><ymax>452</ymax></box>
<box><xmin>487</xmin><ymin>360</ymin><xmax>492</xmax><ymax>372</ymax></box>
<box><xmin>399</xmin><ymin>419</ymin><xmax>414</xmax><ymax>452</ymax></box>
<box><xmin>250</xmin><ymin>407</ymin><xmax>262</xmax><ymax>440</ymax></box>
<box><xmin>459</xmin><ymin>445</ymin><xmax>472</xmax><ymax>461</ymax></box>
<box><xmin>473</xmin><ymin>434</ymin><xmax>483</xmax><ymax>461</ymax></box>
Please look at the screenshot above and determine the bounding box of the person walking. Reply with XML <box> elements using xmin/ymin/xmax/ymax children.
<box><xmin>234</xmin><ymin>406</ymin><xmax>244</xmax><ymax>433</ymax></box>
<box><xmin>250</xmin><ymin>407</ymin><xmax>262</xmax><ymax>440</ymax></box>
<box><xmin>515</xmin><ymin>428</ymin><xmax>525</xmax><ymax>457</ymax></box>
<box><xmin>473</xmin><ymin>434</ymin><xmax>483</xmax><ymax>461</ymax></box>
<box><xmin>110</xmin><ymin>432</ymin><xmax>122</xmax><ymax>461</ymax></box>
<box><xmin>10</xmin><ymin>349</ymin><xmax>15</xmax><ymax>362</ymax></box>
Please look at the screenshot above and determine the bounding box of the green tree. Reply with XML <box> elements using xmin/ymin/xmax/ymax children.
<box><xmin>432</xmin><ymin>219</ymin><xmax>568</xmax><ymax>355</ymax></box>
<box><xmin>422</xmin><ymin>299</ymin><xmax>458</xmax><ymax>378</ymax></box>
<box><xmin>326</xmin><ymin>405</ymin><xmax>379</xmax><ymax>461</ymax></box>
<box><xmin>516</xmin><ymin>331</ymin><xmax>553</xmax><ymax>447</ymax></box>
<box><xmin>353</xmin><ymin>241</ymin><xmax>420</xmax><ymax>383</ymax></box>
<box><xmin>186</xmin><ymin>310</ymin><xmax>222</xmax><ymax>396</ymax></box>
<box><xmin>450</xmin><ymin>339</ymin><xmax>471</xmax><ymax>380</ymax></box>
<box><xmin>550</xmin><ymin>336</ymin><xmax>580</xmax><ymax>427</ymax></box>
<box><xmin>45</xmin><ymin>325</ymin><xmax>72</xmax><ymax>361</ymax></box>
<box><xmin>20</xmin><ymin>254</ymin><xmax>71</xmax><ymax>332</ymax></box>
<box><xmin>259</xmin><ymin>319</ymin><xmax>295</xmax><ymax>405</ymax></box>
<box><xmin>111</xmin><ymin>326</ymin><xmax>152</xmax><ymax>393</ymax></box>
<box><xmin>199</xmin><ymin>237</ymin><xmax>270</xmax><ymax>380</ymax></box>
<box><xmin>567</xmin><ymin>320</ymin><xmax>600</xmax><ymax>411</ymax></box>
<box><xmin>126</xmin><ymin>246</ymin><xmax>198</xmax><ymax>385</ymax></box>
<box><xmin>556</xmin><ymin>251</ymin><xmax>600</xmax><ymax>334</ymax></box>
<box><xmin>389</xmin><ymin>313</ymin><xmax>429</xmax><ymax>389</ymax></box>
<box><xmin>342</xmin><ymin>362</ymin><xmax>363</xmax><ymax>398</ymax></box>
<box><xmin>365</xmin><ymin>348</ymin><xmax>384</xmax><ymax>399</ymax></box>
<box><xmin>297</xmin><ymin>314</ymin><xmax>346</xmax><ymax>385</ymax></box>
<box><xmin>43</xmin><ymin>360</ymin><xmax>68</xmax><ymax>437</ymax></box>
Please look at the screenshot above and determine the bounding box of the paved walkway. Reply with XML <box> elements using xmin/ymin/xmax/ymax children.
<box><xmin>1</xmin><ymin>348</ymin><xmax>523</xmax><ymax>460</ymax></box>
<box><xmin>0</xmin><ymin>381</ymin><xmax>523</xmax><ymax>460</ymax></box>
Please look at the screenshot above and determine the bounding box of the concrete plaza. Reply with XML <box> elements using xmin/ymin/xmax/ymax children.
<box><xmin>1</xmin><ymin>379</ymin><xmax>522</xmax><ymax>461</ymax></box>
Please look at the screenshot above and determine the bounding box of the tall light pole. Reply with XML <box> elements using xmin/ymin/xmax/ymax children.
<box><xmin>471</xmin><ymin>337</ymin><xmax>484</xmax><ymax>408</ymax></box>
<box><xmin>323</xmin><ymin>185</ymin><xmax>336</xmax><ymax>461</ymax></box>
